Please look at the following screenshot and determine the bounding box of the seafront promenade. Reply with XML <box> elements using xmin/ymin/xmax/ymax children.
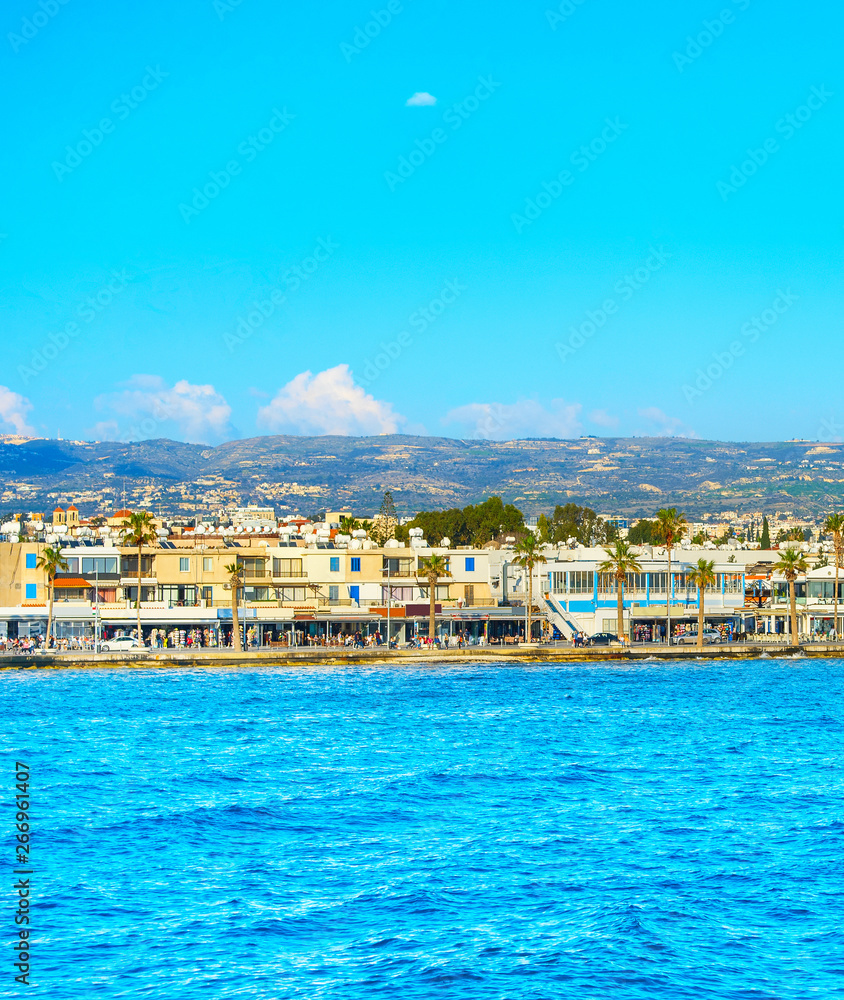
<box><xmin>2</xmin><ymin>642</ymin><xmax>841</xmax><ymax>668</ymax></box>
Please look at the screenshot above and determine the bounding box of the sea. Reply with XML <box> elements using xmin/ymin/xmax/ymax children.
<box><xmin>3</xmin><ymin>658</ymin><xmax>843</xmax><ymax>999</ymax></box>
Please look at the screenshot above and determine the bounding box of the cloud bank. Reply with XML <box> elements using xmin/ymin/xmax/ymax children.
<box><xmin>405</xmin><ymin>92</ymin><xmax>437</xmax><ymax>106</ymax></box>
<box><xmin>443</xmin><ymin>398</ymin><xmax>583</xmax><ymax>440</ymax></box>
<box><xmin>0</xmin><ymin>386</ymin><xmax>34</xmax><ymax>436</ymax></box>
<box><xmin>92</xmin><ymin>375</ymin><xmax>233</xmax><ymax>443</ymax></box>
<box><xmin>257</xmin><ymin>364</ymin><xmax>404</xmax><ymax>435</ymax></box>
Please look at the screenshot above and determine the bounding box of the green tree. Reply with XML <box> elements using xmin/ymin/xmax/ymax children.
<box><xmin>404</xmin><ymin>497</ymin><xmax>523</xmax><ymax>547</ymax></box>
<box><xmin>225</xmin><ymin>561</ymin><xmax>244</xmax><ymax>651</ymax></box>
<box><xmin>542</xmin><ymin>503</ymin><xmax>613</xmax><ymax>547</ymax></box>
<box><xmin>417</xmin><ymin>554</ymin><xmax>450</xmax><ymax>643</ymax></box>
<box><xmin>775</xmin><ymin>547</ymin><xmax>808</xmax><ymax>645</ymax></box>
<box><xmin>121</xmin><ymin>511</ymin><xmax>157</xmax><ymax>645</ymax></box>
<box><xmin>688</xmin><ymin>558</ymin><xmax>716</xmax><ymax>651</ymax></box>
<box><xmin>759</xmin><ymin>516</ymin><xmax>771</xmax><ymax>550</ymax></box>
<box><xmin>512</xmin><ymin>533</ymin><xmax>546</xmax><ymax>642</ymax></box>
<box><xmin>654</xmin><ymin>508</ymin><xmax>687</xmax><ymax>645</ymax></box>
<box><xmin>598</xmin><ymin>540</ymin><xmax>642</xmax><ymax>640</ymax></box>
<box><xmin>824</xmin><ymin>512</ymin><xmax>844</xmax><ymax>637</ymax></box>
<box><xmin>628</xmin><ymin>519</ymin><xmax>656</xmax><ymax>545</ymax></box>
<box><xmin>36</xmin><ymin>544</ymin><xmax>69</xmax><ymax>649</ymax></box>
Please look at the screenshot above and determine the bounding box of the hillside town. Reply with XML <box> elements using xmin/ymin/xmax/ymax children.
<box><xmin>1</xmin><ymin>494</ymin><xmax>842</xmax><ymax>650</ymax></box>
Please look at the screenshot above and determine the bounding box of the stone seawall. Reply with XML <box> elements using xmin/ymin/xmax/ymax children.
<box><xmin>1</xmin><ymin>642</ymin><xmax>838</xmax><ymax>669</ymax></box>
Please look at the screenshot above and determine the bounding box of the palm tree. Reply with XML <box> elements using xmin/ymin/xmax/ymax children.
<box><xmin>824</xmin><ymin>512</ymin><xmax>844</xmax><ymax>638</ymax></box>
<box><xmin>36</xmin><ymin>545</ymin><xmax>69</xmax><ymax>649</ymax></box>
<box><xmin>688</xmin><ymin>558</ymin><xmax>716</xmax><ymax>651</ymax></box>
<box><xmin>654</xmin><ymin>508</ymin><xmax>687</xmax><ymax>645</ymax></box>
<box><xmin>775</xmin><ymin>547</ymin><xmax>808</xmax><ymax>645</ymax></box>
<box><xmin>598</xmin><ymin>540</ymin><xmax>642</xmax><ymax>640</ymax></box>
<box><xmin>120</xmin><ymin>511</ymin><xmax>157</xmax><ymax>645</ymax></box>
<box><xmin>417</xmin><ymin>554</ymin><xmax>450</xmax><ymax>644</ymax></box>
<box><xmin>225</xmin><ymin>561</ymin><xmax>244</xmax><ymax>651</ymax></box>
<box><xmin>513</xmin><ymin>533</ymin><xmax>546</xmax><ymax>642</ymax></box>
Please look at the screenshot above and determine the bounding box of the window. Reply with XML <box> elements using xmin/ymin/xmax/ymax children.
<box><xmin>350</xmin><ymin>557</ymin><xmax>361</xmax><ymax>572</ymax></box>
<box><xmin>25</xmin><ymin>553</ymin><xmax>36</xmax><ymax>569</ymax></box>
<box><xmin>65</xmin><ymin>557</ymin><xmax>79</xmax><ymax>573</ymax></box>
<box><xmin>382</xmin><ymin>585</ymin><xmax>413</xmax><ymax>601</ymax></box>
<box><xmin>25</xmin><ymin>583</ymin><xmax>36</xmax><ymax>599</ymax></box>
<box><xmin>272</xmin><ymin>558</ymin><xmax>303</xmax><ymax>578</ymax></box>
<box><xmin>202</xmin><ymin>586</ymin><xmax>212</xmax><ymax>600</ymax></box>
<box><xmin>179</xmin><ymin>557</ymin><xmax>190</xmax><ymax>572</ymax></box>
<box><xmin>239</xmin><ymin>557</ymin><xmax>266</xmax><ymax>579</ymax></box>
<box><xmin>330</xmin><ymin>556</ymin><xmax>340</xmax><ymax>572</ymax></box>
<box><xmin>278</xmin><ymin>587</ymin><xmax>307</xmax><ymax>602</ymax></box>
<box><xmin>243</xmin><ymin>586</ymin><xmax>274</xmax><ymax>602</ymax></box>
<box><xmin>464</xmin><ymin>584</ymin><xmax>475</xmax><ymax>606</ymax></box>
<box><xmin>568</xmin><ymin>571</ymin><xmax>594</xmax><ymax>594</ymax></box>
<box><xmin>383</xmin><ymin>556</ymin><xmax>414</xmax><ymax>577</ymax></box>
<box><xmin>465</xmin><ymin>557</ymin><xmax>475</xmax><ymax>572</ymax></box>
<box><xmin>203</xmin><ymin>557</ymin><xmax>213</xmax><ymax>572</ymax></box>
<box><xmin>160</xmin><ymin>585</ymin><xmax>197</xmax><ymax>606</ymax></box>
<box><xmin>81</xmin><ymin>557</ymin><xmax>118</xmax><ymax>575</ymax></box>
<box><xmin>329</xmin><ymin>585</ymin><xmax>339</xmax><ymax>601</ymax></box>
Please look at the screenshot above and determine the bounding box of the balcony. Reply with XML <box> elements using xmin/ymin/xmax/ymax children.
<box><xmin>271</xmin><ymin>571</ymin><xmax>308</xmax><ymax>580</ymax></box>
<box><xmin>120</xmin><ymin>573</ymin><xmax>157</xmax><ymax>585</ymax></box>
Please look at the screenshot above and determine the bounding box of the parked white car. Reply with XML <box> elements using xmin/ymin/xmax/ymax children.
<box><xmin>677</xmin><ymin>629</ymin><xmax>721</xmax><ymax>645</ymax></box>
<box><xmin>100</xmin><ymin>636</ymin><xmax>145</xmax><ymax>652</ymax></box>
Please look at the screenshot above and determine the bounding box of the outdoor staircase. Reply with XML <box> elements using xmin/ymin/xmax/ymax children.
<box><xmin>543</xmin><ymin>594</ymin><xmax>582</xmax><ymax>640</ymax></box>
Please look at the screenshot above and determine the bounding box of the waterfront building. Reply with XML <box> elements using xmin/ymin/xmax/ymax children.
<box><xmin>0</xmin><ymin>519</ymin><xmax>836</xmax><ymax>646</ymax></box>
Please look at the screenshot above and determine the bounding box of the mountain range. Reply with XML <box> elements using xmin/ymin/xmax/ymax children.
<box><xmin>1</xmin><ymin>434</ymin><xmax>842</xmax><ymax>520</ymax></box>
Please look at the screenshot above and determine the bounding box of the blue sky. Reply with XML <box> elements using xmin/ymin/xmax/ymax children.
<box><xmin>1</xmin><ymin>0</ymin><xmax>842</xmax><ymax>445</ymax></box>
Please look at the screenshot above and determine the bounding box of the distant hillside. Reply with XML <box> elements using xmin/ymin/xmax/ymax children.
<box><xmin>1</xmin><ymin>434</ymin><xmax>843</xmax><ymax>519</ymax></box>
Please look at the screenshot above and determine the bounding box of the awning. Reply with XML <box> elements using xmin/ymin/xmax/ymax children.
<box><xmin>53</xmin><ymin>577</ymin><xmax>92</xmax><ymax>588</ymax></box>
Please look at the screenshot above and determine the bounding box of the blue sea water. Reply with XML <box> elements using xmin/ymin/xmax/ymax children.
<box><xmin>3</xmin><ymin>659</ymin><xmax>844</xmax><ymax>999</ymax></box>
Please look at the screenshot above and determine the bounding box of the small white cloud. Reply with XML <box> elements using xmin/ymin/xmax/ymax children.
<box><xmin>443</xmin><ymin>398</ymin><xmax>582</xmax><ymax>441</ymax></box>
<box><xmin>257</xmin><ymin>365</ymin><xmax>404</xmax><ymax>436</ymax></box>
<box><xmin>93</xmin><ymin>375</ymin><xmax>233</xmax><ymax>444</ymax></box>
<box><xmin>0</xmin><ymin>385</ymin><xmax>34</xmax><ymax>435</ymax></box>
<box><xmin>589</xmin><ymin>408</ymin><xmax>620</xmax><ymax>430</ymax></box>
<box><xmin>636</xmin><ymin>406</ymin><xmax>699</xmax><ymax>439</ymax></box>
<box><xmin>405</xmin><ymin>92</ymin><xmax>437</xmax><ymax>107</ymax></box>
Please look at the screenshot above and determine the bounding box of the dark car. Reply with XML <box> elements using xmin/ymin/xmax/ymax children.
<box><xmin>588</xmin><ymin>632</ymin><xmax>619</xmax><ymax>646</ymax></box>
